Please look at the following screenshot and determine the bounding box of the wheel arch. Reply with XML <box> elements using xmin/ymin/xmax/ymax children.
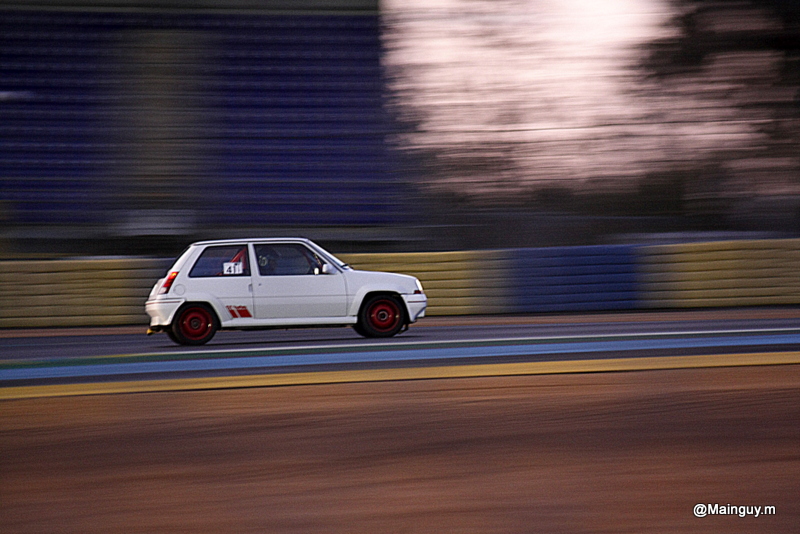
<box><xmin>173</xmin><ymin>300</ymin><xmax>222</xmax><ymax>325</ymax></box>
<box><xmin>174</xmin><ymin>290</ymin><xmax>229</xmax><ymax>326</ymax></box>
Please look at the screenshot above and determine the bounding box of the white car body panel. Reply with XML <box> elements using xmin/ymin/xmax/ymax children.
<box><xmin>253</xmin><ymin>271</ymin><xmax>348</xmax><ymax>319</ymax></box>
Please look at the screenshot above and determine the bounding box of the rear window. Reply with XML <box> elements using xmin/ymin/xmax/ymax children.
<box><xmin>189</xmin><ymin>245</ymin><xmax>251</xmax><ymax>277</ymax></box>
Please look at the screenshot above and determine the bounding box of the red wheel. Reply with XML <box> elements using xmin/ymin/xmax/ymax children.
<box><xmin>172</xmin><ymin>304</ymin><xmax>218</xmax><ymax>345</ymax></box>
<box><xmin>357</xmin><ymin>295</ymin><xmax>405</xmax><ymax>338</ymax></box>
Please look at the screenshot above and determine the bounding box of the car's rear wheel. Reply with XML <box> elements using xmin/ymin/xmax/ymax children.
<box><xmin>171</xmin><ymin>304</ymin><xmax>218</xmax><ymax>345</ymax></box>
<box><xmin>357</xmin><ymin>295</ymin><xmax>405</xmax><ymax>338</ymax></box>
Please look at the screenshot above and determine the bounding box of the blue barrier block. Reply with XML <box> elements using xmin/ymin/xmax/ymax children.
<box><xmin>516</xmin><ymin>265</ymin><xmax>638</xmax><ymax>280</ymax></box>
<box><xmin>510</xmin><ymin>245</ymin><xmax>640</xmax><ymax>312</ymax></box>
<box><xmin>517</xmin><ymin>283</ymin><xmax>639</xmax><ymax>297</ymax></box>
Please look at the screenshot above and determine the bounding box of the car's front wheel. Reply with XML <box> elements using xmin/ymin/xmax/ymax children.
<box><xmin>356</xmin><ymin>295</ymin><xmax>406</xmax><ymax>338</ymax></box>
<box><xmin>171</xmin><ymin>304</ymin><xmax>218</xmax><ymax>345</ymax></box>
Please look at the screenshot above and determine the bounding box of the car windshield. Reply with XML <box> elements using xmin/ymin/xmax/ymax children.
<box><xmin>310</xmin><ymin>242</ymin><xmax>351</xmax><ymax>270</ymax></box>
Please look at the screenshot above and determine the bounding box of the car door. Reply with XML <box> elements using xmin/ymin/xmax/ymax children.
<box><xmin>252</xmin><ymin>243</ymin><xmax>347</xmax><ymax>319</ymax></box>
<box><xmin>187</xmin><ymin>244</ymin><xmax>255</xmax><ymax>321</ymax></box>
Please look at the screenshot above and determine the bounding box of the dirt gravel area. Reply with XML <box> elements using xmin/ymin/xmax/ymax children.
<box><xmin>2</xmin><ymin>365</ymin><xmax>799</xmax><ymax>533</ymax></box>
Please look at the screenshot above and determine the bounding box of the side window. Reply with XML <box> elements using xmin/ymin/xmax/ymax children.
<box><xmin>255</xmin><ymin>244</ymin><xmax>324</xmax><ymax>276</ymax></box>
<box><xmin>188</xmin><ymin>245</ymin><xmax>251</xmax><ymax>277</ymax></box>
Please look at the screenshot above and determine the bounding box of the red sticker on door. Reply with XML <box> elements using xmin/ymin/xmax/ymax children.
<box><xmin>226</xmin><ymin>305</ymin><xmax>252</xmax><ymax>318</ymax></box>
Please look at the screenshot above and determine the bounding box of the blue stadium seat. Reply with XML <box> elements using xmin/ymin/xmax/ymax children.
<box><xmin>0</xmin><ymin>9</ymin><xmax>408</xmax><ymax>230</ymax></box>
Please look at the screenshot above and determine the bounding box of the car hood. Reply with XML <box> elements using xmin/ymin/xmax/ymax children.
<box><xmin>344</xmin><ymin>269</ymin><xmax>420</xmax><ymax>293</ymax></box>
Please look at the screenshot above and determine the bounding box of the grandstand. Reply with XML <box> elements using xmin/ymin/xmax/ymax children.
<box><xmin>0</xmin><ymin>1</ymin><xmax>416</xmax><ymax>255</ymax></box>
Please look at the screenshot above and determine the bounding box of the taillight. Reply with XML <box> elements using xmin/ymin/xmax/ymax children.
<box><xmin>159</xmin><ymin>271</ymin><xmax>179</xmax><ymax>294</ymax></box>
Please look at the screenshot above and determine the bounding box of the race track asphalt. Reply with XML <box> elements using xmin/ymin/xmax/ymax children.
<box><xmin>2</xmin><ymin>365</ymin><xmax>798</xmax><ymax>533</ymax></box>
<box><xmin>2</xmin><ymin>310</ymin><xmax>799</xmax><ymax>533</ymax></box>
<box><xmin>3</xmin><ymin>308</ymin><xmax>800</xmax><ymax>397</ymax></box>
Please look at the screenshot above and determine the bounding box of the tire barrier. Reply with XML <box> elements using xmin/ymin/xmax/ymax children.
<box><xmin>2</xmin><ymin>239</ymin><xmax>800</xmax><ymax>327</ymax></box>
<box><xmin>509</xmin><ymin>245</ymin><xmax>639</xmax><ymax>313</ymax></box>
<box><xmin>638</xmin><ymin>239</ymin><xmax>800</xmax><ymax>308</ymax></box>
<box><xmin>0</xmin><ymin>258</ymin><xmax>170</xmax><ymax>328</ymax></box>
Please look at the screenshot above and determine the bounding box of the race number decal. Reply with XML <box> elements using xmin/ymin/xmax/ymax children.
<box><xmin>223</xmin><ymin>262</ymin><xmax>243</xmax><ymax>275</ymax></box>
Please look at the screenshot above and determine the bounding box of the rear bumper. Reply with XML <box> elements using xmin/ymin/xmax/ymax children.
<box><xmin>145</xmin><ymin>298</ymin><xmax>184</xmax><ymax>328</ymax></box>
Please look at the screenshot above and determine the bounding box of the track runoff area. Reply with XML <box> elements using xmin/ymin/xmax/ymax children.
<box><xmin>3</xmin><ymin>310</ymin><xmax>800</xmax><ymax>399</ymax></box>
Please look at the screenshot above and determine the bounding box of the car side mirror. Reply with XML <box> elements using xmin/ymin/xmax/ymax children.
<box><xmin>321</xmin><ymin>263</ymin><xmax>335</xmax><ymax>274</ymax></box>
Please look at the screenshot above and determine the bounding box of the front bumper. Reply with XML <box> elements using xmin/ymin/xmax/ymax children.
<box><xmin>402</xmin><ymin>293</ymin><xmax>427</xmax><ymax>323</ymax></box>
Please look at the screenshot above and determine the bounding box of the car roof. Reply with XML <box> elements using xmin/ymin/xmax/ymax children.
<box><xmin>191</xmin><ymin>237</ymin><xmax>314</xmax><ymax>246</ymax></box>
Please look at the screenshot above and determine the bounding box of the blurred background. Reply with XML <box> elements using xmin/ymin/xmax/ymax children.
<box><xmin>1</xmin><ymin>0</ymin><xmax>799</xmax><ymax>257</ymax></box>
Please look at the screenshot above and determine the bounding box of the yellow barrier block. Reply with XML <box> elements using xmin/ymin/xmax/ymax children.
<box><xmin>642</xmin><ymin>276</ymin><xmax>800</xmax><ymax>292</ymax></box>
<box><xmin>342</xmin><ymin>250</ymin><xmax>478</xmax><ymax>263</ymax></box>
<box><xmin>639</xmin><ymin>239</ymin><xmax>800</xmax><ymax>308</ymax></box>
<box><xmin>0</xmin><ymin>258</ymin><xmax>162</xmax><ymax>328</ymax></box>
<box><xmin>642</xmin><ymin>295</ymin><xmax>800</xmax><ymax>308</ymax></box>
<box><xmin>645</xmin><ymin>239</ymin><xmax>800</xmax><ymax>256</ymax></box>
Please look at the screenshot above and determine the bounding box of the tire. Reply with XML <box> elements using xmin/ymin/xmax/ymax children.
<box><xmin>357</xmin><ymin>295</ymin><xmax>406</xmax><ymax>338</ymax></box>
<box><xmin>351</xmin><ymin>323</ymin><xmax>367</xmax><ymax>337</ymax></box>
<box><xmin>171</xmin><ymin>304</ymin><xmax>218</xmax><ymax>345</ymax></box>
<box><xmin>166</xmin><ymin>329</ymin><xmax>181</xmax><ymax>344</ymax></box>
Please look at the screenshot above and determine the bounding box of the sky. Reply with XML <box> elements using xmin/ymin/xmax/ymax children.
<box><xmin>380</xmin><ymin>0</ymin><xmax>793</xmax><ymax>201</ymax></box>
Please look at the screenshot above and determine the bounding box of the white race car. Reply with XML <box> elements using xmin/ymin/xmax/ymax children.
<box><xmin>146</xmin><ymin>238</ymin><xmax>427</xmax><ymax>345</ymax></box>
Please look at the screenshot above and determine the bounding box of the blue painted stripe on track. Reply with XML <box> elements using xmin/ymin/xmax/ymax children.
<box><xmin>3</xmin><ymin>333</ymin><xmax>800</xmax><ymax>381</ymax></box>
